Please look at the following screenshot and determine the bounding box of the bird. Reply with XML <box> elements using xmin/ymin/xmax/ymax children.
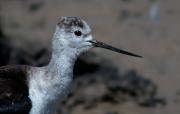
<box><xmin>0</xmin><ymin>16</ymin><xmax>142</xmax><ymax>114</ymax></box>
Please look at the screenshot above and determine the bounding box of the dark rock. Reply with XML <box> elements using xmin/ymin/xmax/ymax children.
<box><xmin>139</xmin><ymin>97</ymin><xmax>166</xmax><ymax>107</ymax></box>
<box><xmin>74</xmin><ymin>57</ymin><xmax>100</xmax><ymax>77</ymax></box>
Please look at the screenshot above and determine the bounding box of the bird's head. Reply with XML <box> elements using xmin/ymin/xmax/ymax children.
<box><xmin>53</xmin><ymin>16</ymin><xmax>142</xmax><ymax>58</ymax></box>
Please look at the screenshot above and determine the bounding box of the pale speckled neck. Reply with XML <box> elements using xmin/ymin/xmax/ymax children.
<box><xmin>29</xmin><ymin>43</ymin><xmax>79</xmax><ymax>114</ymax></box>
<box><xmin>46</xmin><ymin>47</ymin><xmax>78</xmax><ymax>79</ymax></box>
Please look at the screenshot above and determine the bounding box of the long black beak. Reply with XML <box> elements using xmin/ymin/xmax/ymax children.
<box><xmin>89</xmin><ymin>40</ymin><xmax>143</xmax><ymax>58</ymax></box>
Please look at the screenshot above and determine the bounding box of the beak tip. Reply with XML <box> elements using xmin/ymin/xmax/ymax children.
<box><xmin>137</xmin><ymin>55</ymin><xmax>143</xmax><ymax>58</ymax></box>
<box><xmin>133</xmin><ymin>54</ymin><xmax>143</xmax><ymax>58</ymax></box>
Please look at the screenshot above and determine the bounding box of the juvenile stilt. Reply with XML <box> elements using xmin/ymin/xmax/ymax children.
<box><xmin>0</xmin><ymin>17</ymin><xmax>142</xmax><ymax>114</ymax></box>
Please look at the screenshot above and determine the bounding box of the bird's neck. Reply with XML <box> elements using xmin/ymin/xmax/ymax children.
<box><xmin>46</xmin><ymin>47</ymin><xmax>78</xmax><ymax>78</ymax></box>
<box><xmin>29</xmin><ymin>48</ymin><xmax>79</xmax><ymax>114</ymax></box>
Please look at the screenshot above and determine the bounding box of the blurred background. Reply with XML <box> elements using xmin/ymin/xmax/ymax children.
<box><xmin>0</xmin><ymin>0</ymin><xmax>180</xmax><ymax>114</ymax></box>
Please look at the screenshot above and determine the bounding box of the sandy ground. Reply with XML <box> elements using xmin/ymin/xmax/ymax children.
<box><xmin>0</xmin><ymin>0</ymin><xmax>180</xmax><ymax>114</ymax></box>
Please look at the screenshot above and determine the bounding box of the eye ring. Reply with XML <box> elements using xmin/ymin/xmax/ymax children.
<box><xmin>74</xmin><ymin>30</ymin><xmax>82</xmax><ymax>36</ymax></box>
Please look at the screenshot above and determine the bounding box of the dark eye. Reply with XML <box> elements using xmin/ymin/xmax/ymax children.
<box><xmin>74</xmin><ymin>31</ymin><xmax>82</xmax><ymax>36</ymax></box>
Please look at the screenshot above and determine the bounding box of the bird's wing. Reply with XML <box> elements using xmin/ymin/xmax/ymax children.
<box><xmin>0</xmin><ymin>65</ymin><xmax>32</xmax><ymax>114</ymax></box>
